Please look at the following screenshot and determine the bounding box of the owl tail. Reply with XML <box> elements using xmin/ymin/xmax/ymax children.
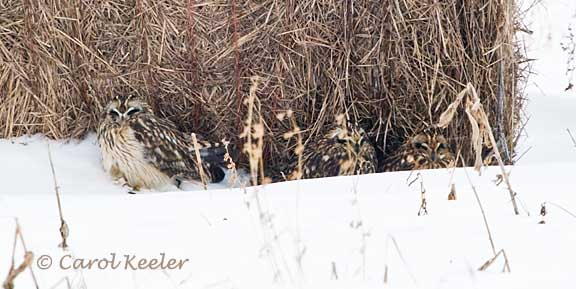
<box><xmin>197</xmin><ymin>141</ymin><xmax>226</xmax><ymax>163</ymax></box>
<box><xmin>195</xmin><ymin>141</ymin><xmax>227</xmax><ymax>183</ymax></box>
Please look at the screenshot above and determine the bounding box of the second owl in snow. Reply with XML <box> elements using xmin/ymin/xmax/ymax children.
<box><xmin>97</xmin><ymin>95</ymin><xmax>225</xmax><ymax>192</ymax></box>
<box><xmin>383</xmin><ymin>128</ymin><xmax>455</xmax><ymax>171</ymax></box>
<box><xmin>297</xmin><ymin>120</ymin><xmax>377</xmax><ymax>179</ymax></box>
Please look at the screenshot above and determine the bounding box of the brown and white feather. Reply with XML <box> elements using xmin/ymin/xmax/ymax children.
<box><xmin>97</xmin><ymin>95</ymin><xmax>225</xmax><ymax>191</ymax></box>
<box><xmin>298</xmin><ymin>123</ymin><xmax>377</xmax><ymax>179</ymax></box>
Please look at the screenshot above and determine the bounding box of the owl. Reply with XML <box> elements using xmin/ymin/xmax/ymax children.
<box><xmin>97</xmin><ymin>95</ymin><xmax>225</xmax><ymax>192</ymax></box>
<box><xmin>295</xmin><ymin>122</ymin><xmax>377</xmax><ymax>179</ymax></box>
<box><xmin>383</xmin><ymin>128</ymin><xmax>455</xmax><ymax>171</ymax></box>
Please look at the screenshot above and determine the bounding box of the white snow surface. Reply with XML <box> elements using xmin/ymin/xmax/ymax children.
<box><xmin>2</xmin><ymin>1</ymin><xmax>576</xmax><ymax>289</ymax></box>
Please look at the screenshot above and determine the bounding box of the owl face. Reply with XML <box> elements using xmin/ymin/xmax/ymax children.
<box><xmin>329</xmin><ymin>124</ymin><xmax>371</xmax><ymax>155</ymax></box>
<box><xmin>409</xmin><ymin>131</ymin><xmax>453</xmax><ymax>168</ymax></box>
<box><xmin>103</xmin><ymin>95</ymin><xmax>151</xmax><ymax>123</ymax></box>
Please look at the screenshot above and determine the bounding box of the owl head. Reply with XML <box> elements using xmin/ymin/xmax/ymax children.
<box><xmin>103</xmin><ymin>95</ymin><xmax>152</xmax><ymax>123</ymax></box>
<box><xmin>328</xmin><ymin>122</ymin><xmax>372</xmax><ymax>154</ymax></box>
<box><xmin>409</xmin><ymin>129</ymin><xmax>454</xmax><ymax>168</ymax></box>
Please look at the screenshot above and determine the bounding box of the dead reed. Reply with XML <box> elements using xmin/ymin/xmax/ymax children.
<box><xmin>3</xmin><ymin>219</ymin><xmax>38</xmax><ymax>289</ymax></box>
<box><xmin>0</xmin><ymin>0</ymin><xmax>526</xmax><ymax>172</ymax></box>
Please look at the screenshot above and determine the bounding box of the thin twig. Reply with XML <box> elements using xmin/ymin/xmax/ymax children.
<box><xmin>462</xmin><ymin>162</ymin><xmax>497</xmax><ymax>255</ymax></box>
<box><xmin>417</xmin><ymin>173</ymin><xmax>428</xmax><ymax>216</ymax></box>
<box><xmin>478</xmin><ymin>249</ymin><xmax>511</xmax><ymax>272</ymax></box>
<box><xmin>544</xmin><ymin>202</ymin><xmax>576</xmax><ymax>221</ymax></box>
<box><xmin>383</xmin><ymin>234</ymin><xmax>419</xmax><ymax>287</ymax></box>
<box><xmin>567</xmin><ymin>129</ymin><xmax>576</xmax><ymax>147</ymax></box>
<box><xmin>47</xmin><ymin>142</ymin><xmax>69</xmax><ymax>249</ymax></box>
<box><xmin>191</xmin><ymin>133</ymin><xmax>207</xmax><ymax>190</ymax></box>
<box><xmin>462</xmin><ymin>161</ymin><xmax>511</xmax><ymax>272</ymax></box>
<box><xmin>3</xmin><ymin>219</ymin><xmax>39</xmax><ymax>289</ymax></box>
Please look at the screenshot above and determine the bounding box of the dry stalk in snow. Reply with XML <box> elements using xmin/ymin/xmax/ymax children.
<box><xmin>417</xmin><ymin>173</ymin><xmax>429</xmax><ymax>216</ymax></box>
<box><xmin>47</xmin><ymin>142</ymin><xmax>70</xmax><ymax>248</ymax></box>
<box><xmin>223</xmin><ymin>139</ymin><xmax>240</xmax><ymax>187</ymax></box>
<box><xmin>462</xmin><ymin>163</ymin><xmax>511</xmax><ymax>272</ymax></box>
<box><xmin>240</xmin><ymin>77</ymin><xmax>295</xmax><ymax>284</ymax></box>
<box><xmin>567</xmin><ymin>129</ymin><xmax>576</xmax><ymax>148</ymax></box>
<box><xmin>437</xmin><ymin>83</ymin><xmax>520</xmax><ymax>215</ymax></box>
<box><xmin>240</xmin><ymin>76</ymin><xmax>267</xmax><ymax>186</ymax></box>
<box><xmin>539</xmin><ymin>203</ymin><xmax>547</xmax><ymax>224</ymax></box>
<box><xmin>541</xmin><ymin>202</ymin><xmax>576</xmax><ymax>222</ymax></box>
<box><xmin>191</xmin><ymin>133</ymin><xmax>207</xmax><ymax>190</ymax></box>
<box><xmin>448</xmin><ymin>183</ymin><xmax>457</xmax><ymax>200</ymax></box>
<box><xmin>478</xmin><ymin>249</ymin><xmax>511</xmax><ymax>272</ymax></box>
<box><xmin>350</xmin><ymin>177</ymin><xmax>369</xmax><ymax>279</ymax></box>
<box><xmin>3</xmin><ymin>219</ymin><xmax>38</xmax><ymax>289</ymax></box>
<box><xmin>383</xmin><ymin>234</ymin><xmax>418</xmax><ymax>287</ymax></box>
<box><xmin>278</xmin><ymin>110</ymin><xmax>304</xmax><ymax>181</ymax></box>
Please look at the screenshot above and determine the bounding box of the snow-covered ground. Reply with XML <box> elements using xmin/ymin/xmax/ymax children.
<box><xmin>2</xmin><ymin>2</ymin><xmax>576</xmax><ymax>289</ymax></box>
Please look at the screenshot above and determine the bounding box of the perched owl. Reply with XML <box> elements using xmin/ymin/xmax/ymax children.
<box><xmin>295</xmin><ymin>122</ymin><xmax>377</xmax><ymax>179</ymax></box>
<box><xmin>97</xmin><ymin>95</ymin><xmax>225</xmax><ymax>192</ymax></box>
<box><xmin>384</xmin><ymin>128</ymin><xmax>455</xmax><ymax>171</ymax></box>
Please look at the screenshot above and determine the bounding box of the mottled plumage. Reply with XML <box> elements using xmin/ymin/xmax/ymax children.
<box><xmin>298</xmin><ymin>123</ymin><xmax>377</xmax><ymax>179</ymax></box>
<box><xmin>384</xmin><ymin>128</ymin><xmax>455</xmax><ymax>171</ymax></box>
<box><xmin>97</xmin><ymin>95</ymin><xmax>225</xmax><ymax>191</ymax></box>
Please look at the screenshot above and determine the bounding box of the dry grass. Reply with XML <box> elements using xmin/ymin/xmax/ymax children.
<box><xmin>191</xmin><ymin>132</ymin><xmax>208</xmax><ymax>189</ymax></box>
<box><xmin>0</xmin><ymin>0</ymin><xmax>526</xmax><ymax>173</ymax></box>
<box><xmin>46</xmin><ymin>142</ymin><xmax>69</xmax><ymax>248</ymax></box>
<box><xmin>2</xmin><ymin>219</ymin><xmax>38</xmax><ymax>289</ymax></box>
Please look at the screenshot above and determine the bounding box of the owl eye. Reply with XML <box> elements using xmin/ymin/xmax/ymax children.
<box><xmin>437</xmin><ymin>143</ymin><xmax>447</xmax><ymax>150</ymax></box>
<box><xmin>415</xmin><ymin>142</ymin><xmax>428</xmax><ymax>150</ymax></box>
<box><xmin>336</xmin><ymin>138</ymin><xmax>348</xmax><ymax>145</ymax></box>
<box><xmin>109</xmin><ymin>109</ymin><xmax>120</xmax><ymax>118</ymax></box>
<box><xmin>125</xmin><ymin>107</ymin><xmax>141</xmax><ymax>116</ymax></box>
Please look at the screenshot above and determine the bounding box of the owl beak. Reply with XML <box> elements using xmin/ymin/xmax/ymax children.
<box><xmin>431</xmin><ymin>152</ymin><xmax>437</xmax><ymax>162</ymax></box>
<box><xmin>355</xmin><ymin>143</ymin><xmax>360</xmax><ymax>153</ymax></box>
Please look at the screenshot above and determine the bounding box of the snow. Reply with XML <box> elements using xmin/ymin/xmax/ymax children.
<box><xmin>2</xmin><ymin>1</ymin><xmax>576</xmax><ymax>289</ymax></box>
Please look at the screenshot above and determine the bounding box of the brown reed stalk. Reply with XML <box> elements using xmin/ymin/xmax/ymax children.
<box><xmin>462</xmin><ymin>161</ymin><xmax>511</xmax><ymax>272</ymax></box>
<box><xmin>3</xmin><ymin>219</ymin><xmax>39</xmax><ymax>289</ymax></box>
<box><xmin>47</xmin><ymin>142</ymin><xmax>70</xmax><ymax>249</ymax></box>
<box><xmin>191</xmin><ymin>133</ymin><xmax>207</xmax><ymax>190</ymax></box>
<box><xmin>438</xmin><ymin>83</ymin><xmax>520</xmax><ymax>215</ymax></box>
<box><xmin>240</xmin><ymin>76</ymin><xmax>267</xmax><ymax>186</ymax></box>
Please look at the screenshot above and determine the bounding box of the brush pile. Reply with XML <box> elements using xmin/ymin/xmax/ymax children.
<box><xmin>0</xmin><ymin>0</ymin><xmax>526</xmax><ymax>173</ymax></box>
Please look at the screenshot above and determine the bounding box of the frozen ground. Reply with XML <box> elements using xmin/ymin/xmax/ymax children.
<box><xmin>2</xmin><ymin>1</ymin><xmax>576</xmax><ymax>289</ymax></box>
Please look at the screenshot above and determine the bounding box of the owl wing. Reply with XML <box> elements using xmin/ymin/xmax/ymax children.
<box><xmin>302</xmin><ymin>139</ymin><xmax>346</xmax><ymax>178</ymax></box>
<box><xmin>359</xmin><ymin>144</ymin><xmax>377</xmax><ymax>174</ymax></box>
<box><xmin>129</xmin><ymin>115</ymin><xmax>224</xmax><ymax>183</ymax></box>
<box><xmin>382</xmin><ymin>147</ymin><xmax>415</xmax><ymax>172</ymax></box>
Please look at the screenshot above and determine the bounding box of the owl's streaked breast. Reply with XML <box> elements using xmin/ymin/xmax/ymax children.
<box><xmin>98</xmin><ymin>123</ymin><xmax>173</xmax><ymax>190</ymax></box>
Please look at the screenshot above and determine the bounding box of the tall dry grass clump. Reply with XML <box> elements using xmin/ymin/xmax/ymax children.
<box><xmin>0</xmin><ymin>0</ymin><xmax>526</xmax><ymax>172</ymax></box>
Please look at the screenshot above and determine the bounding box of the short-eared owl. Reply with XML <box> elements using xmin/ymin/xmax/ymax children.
<box><xmin>384</xmin><ymin>128</ymin><xmax>455</xmax><ymax>171</ymax></box>
<box><xmin>297</xmin><ymin>122</ymin><xmax>377</xmax><ymax>179</ymax></box>
<box><xmin>97</xmin><ymin>95</ymin><xmax>225</xmax><ymax>191</ymax></box>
